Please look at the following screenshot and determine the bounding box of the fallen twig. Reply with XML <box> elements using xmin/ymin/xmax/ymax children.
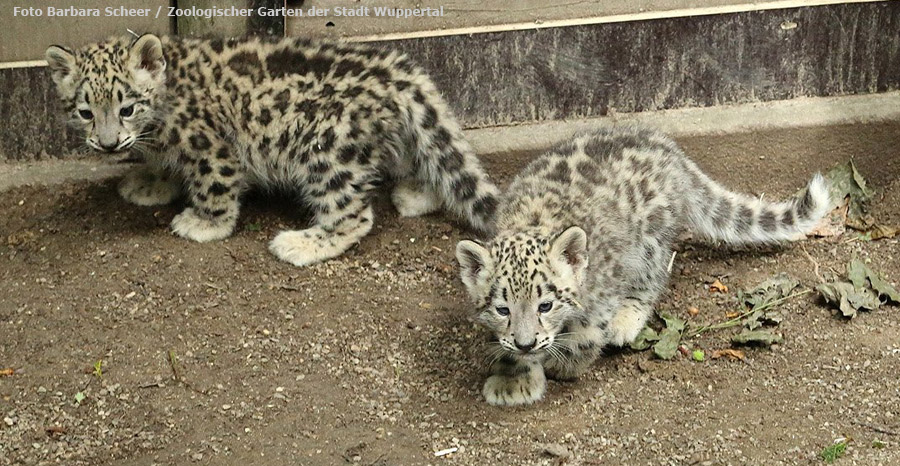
<box><xmin>167</xmin><ymin>350</ymin><xmax>208</xmax><ymax>395</ymax></box>
<box><xmin>852</xmin><ymin>420</ymin><xmax>899</xmax><ymax>436</ymax></box>
<box><xmin>167</xmin><ymin>350</ymin><xmax>181</xmax><ymax>382</ymax></box>
<box><xmin>800</xmin><ymin>244</ymin><xmax>823</xmax><ymax>284</ymax></box>
<box><xmin>686</xmin><ymin>289</ymin><xmax>811</xmax><ymax>338</ymax></box>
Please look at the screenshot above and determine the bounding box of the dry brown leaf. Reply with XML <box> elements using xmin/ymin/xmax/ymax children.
<box><xmin>807</xmin><ymin>198</ymin><xmax>849</xmax><ymax>238</ymax></box>
<box><xmin>0</xmin><ymin>368</ymin><xmax>14</xmax><ymax>377</ymax></box>
<box><xmin>46</xmin><ymin>426</ymin><xmax>67</xmax><ymax>436</ymax></box>
<box><xmin>711</xmin><ymin>349</ymin><xmax>746</xmax><ymax>361</ymax></box>
<box><xmin>709</xmin><ymin>279</ymin><xmax>728</xmax><ymax>293</ymax></box>
<box><xmin>725</xmin><ymin>311</ymin><xmax>741</xmax><ymax>318</ymax></box>
<box><xmin>688</xmin><ymin>306</ymin><xmax>700</xmax><ymax>317</ymax></box>
<box><xmin>857</xmin><ymin>223</ymin><xmax>900</xmax><ymax>241</ymax></box>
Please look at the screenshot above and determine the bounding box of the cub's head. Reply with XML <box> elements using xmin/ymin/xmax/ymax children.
<box><xmin>455</xmin><ymin>227</ymin><xmax>588</xmax><ymax>357</ymax></box>
<box><xmin>45</xmin><ymin>34</ymin><xmax>166</xmax><ymax>153</ymax></box>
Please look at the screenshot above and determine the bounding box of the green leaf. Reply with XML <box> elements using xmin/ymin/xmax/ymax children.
<box><xmin>652</xmin><ymin>328</ymin><xmax>681</xmax><ymax>360</ymax></box>
<box><xmin>819</xmin><ymin>260</ymin><xmax>897</xmax><ymax>319</ymax></box>
<box><xmin>731</xmin><ymin>330</ymin><xmax>784</xmax><ymax>346</ymax></box>
<box><xmin>74</xmin><ymin>392</ymin><xmax>86</xmax><ymax>404</ymax></box>
<box><xmin>629</xmin><ymin>326</ymin><xmax>659</xmax><ymax>351</ymax></box>
<box><xmin>659</xmin><ymin>312</ymin><xmax>686</xmax><ymax>332</ymax></box>
<box><xmin>651</xmin><ymin>312</ymin><xmax>686</xmax><ymax>360</ymax></box>
<box><xmin>848</xmin><ymin>259</ymin><xmax>868</xmax><ymax>289</ymax></box>
<box><xmin>691</xmin><ymin>349</ymin><xmax>705</xmax><ymax>362</ymax></box>
<box><xmin>816</xmin><ymin>282</ymin><xmax>880</xmax><ymax>318</ymax></box>
<box><xmin>822</xmin><ymin>159</ymin><xmax>873</xmax><ymax>226</ymax></box>
<box><xmin>821</xmin><ymin>439</ymin><xmax>848</xmax><ymax>463</ymax></box>
<box><xmin>741</xmin><ymin>273</ymin><xmax>800</xmax><ymax>311</ymax></box>
<box><xmin>848</xmin><ymin>259</ymin><xmax>900</xmax><ymax>303</ymax></box>
<box><xmin>245</xmin><ymin>222</ymin><xmax>262</xmax><ymax>232</ymax></box>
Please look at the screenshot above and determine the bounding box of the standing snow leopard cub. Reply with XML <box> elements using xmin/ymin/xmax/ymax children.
<box><xmin>455</xmin><ymin>125</ymin><xmax>830</xmax><ymax>406</ymax></box>
<box><xmin>45</xmin><ymin>34</ymin><xmax>498</xmax><ymax>266</ymax></box>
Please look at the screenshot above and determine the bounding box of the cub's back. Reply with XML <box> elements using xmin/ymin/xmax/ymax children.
<box><xmin>497</xmin><ymin>126</ymin><xmax>690</xmax><ymax>247</ymax></box>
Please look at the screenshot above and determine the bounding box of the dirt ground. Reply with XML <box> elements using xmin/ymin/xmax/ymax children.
<box><xmin>1</xmin><ymin>122</ymin><xmax>899</xmax><ymax>466</ymax></box>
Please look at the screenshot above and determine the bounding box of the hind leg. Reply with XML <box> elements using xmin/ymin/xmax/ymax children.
<box><xmin>392</xmin><ymin>180</ymin><xmax>441</xmax><ymax>217</ymax></box>
<box><xmin>269</xmin><ymin>183</ymin><xmax>374</xmax><ymax>267</ymax></box>
<box><xmin>270</xmin><ymin>206</ymin><xmax>373</xmax><ymax>267</ymax></box>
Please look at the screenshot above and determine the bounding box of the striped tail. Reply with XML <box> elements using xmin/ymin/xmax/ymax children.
<box><xmin>406</xmin><ymin>80</ymin><xmax>500</xmax><ymax>236</ymax></box>
<box><xmin>683</xmin><ymin>160</ymin><xmax>831</xmax><ymax>244</ymax></box>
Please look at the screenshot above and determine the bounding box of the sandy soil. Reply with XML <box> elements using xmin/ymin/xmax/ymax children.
<box><xmin>1</xmin><ymin>122</ymin><xmax>899</xmax><ymax>466</ymax></box>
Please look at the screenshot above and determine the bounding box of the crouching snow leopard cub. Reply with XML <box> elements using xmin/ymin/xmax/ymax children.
<box><xmin>455</xmin><ymin>125</ymin><xmax>830</xmax><ymax>406</ymax></box>
<box><xmin>45</xmin><ymin>34</ymin><xmax>498</xmax><ymax>266</ymax></box>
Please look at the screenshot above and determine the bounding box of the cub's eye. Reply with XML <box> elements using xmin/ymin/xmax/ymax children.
<box><xmin>495</xmin><ymin>306</ymin><xmax>510</xmax><ymax>316</ymax></box>
<box><xmin>119</xmin><ymin>105</ymin><xmax>134</xmax><ymax>117</ymax></box>
<box><xmin>538</xmin><ymin>302</ymin><xmax>553</xmax><ymax>313</ymax></box>
<box><xmin>78</xmin><ymin>109</ymin><xmax>93</xmax><ymax>120</ymax></box>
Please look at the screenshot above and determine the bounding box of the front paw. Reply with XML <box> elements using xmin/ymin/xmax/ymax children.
<box><xmin>606</xmin><ymin>303</ymin><xmax>650</xmax><ymax>347</ymax></box>
<box><xmin>118</xmin><ymin>167</ymin><xmax>181</xmax><ymax>206</ymax></box>
<box><xmin>482</xmin><ymin>368</ymin><xmax>546</xmax><ymax>406</ymax></box>
<box><xmin>171</xmin><ymin>208</ymin><xmax>234</xmax><ymax>243</ymax></box>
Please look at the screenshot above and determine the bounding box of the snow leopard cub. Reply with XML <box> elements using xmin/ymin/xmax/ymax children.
<box><xmin>455</xmin><ymin>125</ymin><xmax>830</xmax><ymax>406</ymax></box>
<box><xmin>45</xmin><ymin>34</ymin><xmax>498</xmax><ymax>266</ymax></box>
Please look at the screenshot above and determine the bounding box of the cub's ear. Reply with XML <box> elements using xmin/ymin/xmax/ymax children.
<box><xmin>128</xmin><ymin>34</ymin><xmax>166</xmax><ymax>83</ymax></box>
<box><xmin>549</xmin><ymin>226</ymin><xmax>588</xmax><ymax>281</ymax></box>
<box><xmin>455</xmin><ymin>240</ymin><xmax>493</xmax><ymax>299</ymax></box>
<box><xmin>45</xmin><ymin>45</ymin><xmax>77</xmax><ymax>89</ymax></box>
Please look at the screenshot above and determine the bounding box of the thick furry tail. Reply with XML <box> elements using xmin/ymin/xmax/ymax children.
<box><xmin>406</xmin><ymin>81</ymin><xmax>500</xmax><ymax>236</ymax></box>
<box><xmin>683</xmin><ymin>160</ymin><xmax>831</xmax><ymax>244</ymax></box>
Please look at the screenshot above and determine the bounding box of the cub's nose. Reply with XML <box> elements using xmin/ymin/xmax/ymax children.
<box><xmin>515</xmin><ymin>339</ymin><xmax>536</xmax><ymax>352</ymax></box>
<box><xmin>99</xmin><ymin>141</ymin><xmax>119</xmax><ymax>152</ymax></box>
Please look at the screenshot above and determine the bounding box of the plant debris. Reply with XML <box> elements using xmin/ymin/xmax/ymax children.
<box><xmin>711</xmin><ymin>349</ymin><xmax>746</xmax><ymax>361</ymax></box>
<box><xmin>821</xmin><ymin>438</ymin><xmax>849</xmax><ymax>463</ymax></box>
<box><xmin>632</xmin><ymin>276</ymin><xmax>804</xmax><ymax>356</ymax></box>
<box><xmin>46</xmin><ymin>426</ymin><xmax>67</xmax><ymax>437</ymax></box>
<box><xmin>731</xmin><ymin>330</ymin><xmax>784</xmax><ymax>346</ymax></box>
<box><xmin>739</xmin><ymin>274</ymin><xmax>799</xmax><ymax>310</ymax></box>
<box><xmin>739</xmin><ymin>274</ymin><xmax>798</xmax><ymax>330</ymax></box>
<box><xmin>825</xmin><ymin>160</ymin><xmax>872</xmax><ymax>225</ymax></box>
<box><xmin>629</xmin><ymin>327</ymin><xmax>660</xmax><ymax>351</ymax></box>
<box><xmin>434</xmin><ymin>447</ymin><xmax>458</xmax><ymax>457</ymax></box>
<box><xmin>809</xmin><ymin>159</ymin><xmax>899</xmax><ymax>240</ymax></box>
<box><xmin>691</xmin><ymin>349</ymin><xmax>705</xmax><ymax>362</ymax></box>
<box><xmin>652</xmin><ymin>313</ymin><xmax>686</xmax><ymax>360</ymax></box>
<box><xmin>817</xmin><ymin>259</ymin><xmax>899</xmax><ymax>318</ymax></box>
<box><xmin>708</xmin><ymin>279</ymin><xmax>728</xmax><ymax>293</ymax></box>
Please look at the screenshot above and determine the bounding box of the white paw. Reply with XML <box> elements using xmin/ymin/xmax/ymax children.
<box><xmin>269</xmin><ymin>229</ymin><xmax>347</xmax><ymax>267</ymax></box>
<box><xmin>392</xmin><ymin>182</ymin><xmax>441</xmax><ymax>217</ymax></box>
<box><xmin>171</xmin><ymin>208</ymin><xmax>234</xmax><ymax>243</ymax></box>
<box><xmin>482</xmin><ymin>368</ymin><xmax>546</xmax><ymax>406</ymax></box>
<box><xmin>118</xmin><ymin>167</ymin><xmax>181</xmax><ymax>206</ymax></box>
<box><xmin>606</xmin><ymin>303</ymin><xmax>650</xmax><ymax>347</ymax></box>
